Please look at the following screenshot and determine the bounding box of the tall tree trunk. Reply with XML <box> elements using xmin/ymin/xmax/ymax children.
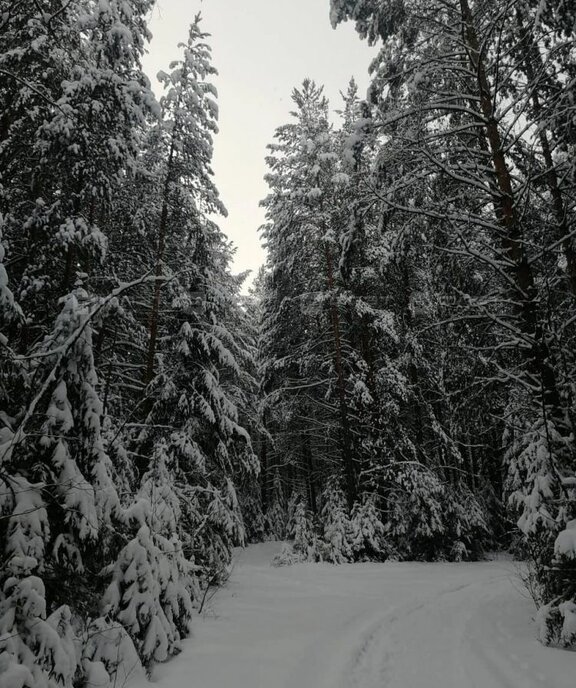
<box><xmin>325</xmin><ymin>242</ymin><xmax>357</xmax><ymax>507</ymax></box>
<box><xmin>515</xmin><ymin>8</ymin><xmax>576</xmax><ymax>296</ymax></box>
<box><xmin>145</xmin><ymin>139</ymin><xmax>175</xmax><ymax>384</ymax></box>
<box><xmin>302</xmin><ymin>433</ymin><xmax>317</xmax><ymax>514</ymax></box>
<box><xmin>259</xmin><ymin>408</ymin><xmax>269</xmax><ymax>512</ymax></box>
<box><xmin>460</xmin><ymin>0</ymin><xmax>561</xmax><ymax>413</ymax></box>
<box><xmin>101</xmin><ymin>321</ymin><xmax>118</xmax><ymax>418</ymax></box>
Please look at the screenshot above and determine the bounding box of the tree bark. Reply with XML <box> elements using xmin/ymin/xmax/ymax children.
<box><xmin>302</xmin><ymin>434</ymin><xmax>317</xmax><ymax>514</ymax></box>
<box><xmin>325</xmin><ymin>242</ymin><xmax>357</xmax><ymax>507</ymax></box>
<box><xmin>145</xmin><ymin>138</ymin><xmax>175</xmax><ymax>384</ymax></box>
<box><xmin>460</xmin><ymin>0</ymin><xmax>561</xmax><ymax>413</ymax></box>
<box><xmin>515</xmin><ymin>8</ymin><xmax>576</xmax><ymax>296</ymax></box>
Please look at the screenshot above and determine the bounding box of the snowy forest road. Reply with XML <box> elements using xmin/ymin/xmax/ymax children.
<box><xmin>151</xmin><ymin>543</ymin><xmax>574</xmax><ymax>688</ymax></box>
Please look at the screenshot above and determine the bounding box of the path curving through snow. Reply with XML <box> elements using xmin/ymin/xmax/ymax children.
<box><xmin>151</xmin><ymin>543</ymin><xmax>574</xmax><ymax>688</ymax></box>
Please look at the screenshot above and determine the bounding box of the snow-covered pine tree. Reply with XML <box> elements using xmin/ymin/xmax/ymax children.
<box><xmin>260</xmin><ymin>79</ymin><xmax>366</xmax><ymax>510</ymax></box>
<box><xmin>0</xmin><ymin>560</ymin><xmax>76</xmax><ymax>688</ymax></box>
<box><xmin>101</xmin><ymin>440</ymin><xmax>195</xmax><ymax>670</ymax></box>
<box><xmin>142</xmin><ymin>17</ymin><xmax>224</xmax><ymax>385</ymax></box>
<box><xmin>139</xmin><ymin>235</ymin><xmax>257</xmax><ymax>582</ymax></box>
<box><xmin>0</xmin><ymin>287</ymin><xmax>124</xmax><ymax>685</ymax></box>
<box><xmin>124</xmin><ymin>18</ymin><xmax>258</xmax><ymax>587</ymax></box>
<box><xmin>1</xmin><ymin>0</ymin><xmax>157</xmax><ymax>332</ymax></box>
<box><xmin>537</xmin><ymin>517</ymin><xmax>576</xmax><ymax>646</ymax></box>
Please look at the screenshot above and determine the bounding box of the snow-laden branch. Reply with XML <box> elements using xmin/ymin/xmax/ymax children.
<box><xmin>0</xmin><ymin>272</ymin><xmax>167</xmax><ymax>466</ymax></box>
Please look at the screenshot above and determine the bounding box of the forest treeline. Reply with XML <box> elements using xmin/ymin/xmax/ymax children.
<box><xmin>0</xmin><ymin>0</ymin><xmax>576</xmax><ymax>686</ymax></box>
<box><xmin>258</xmin><ymin>0</ymin><xmax>576</xmax><ymax>646</ymax></box>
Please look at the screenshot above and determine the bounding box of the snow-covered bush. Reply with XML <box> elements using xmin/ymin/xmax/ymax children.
<box><xmin>319</xmin><ymin>480</ymin><xmax>354</xmax><ymax>564</ymax></box>
<box><xmin>101</xmin><ymin>442</ymin><xmax>196</xmax><ymax>669</ymax></box>
<box><xmin>101</xmin><ymin>525</ymin><xmax>194</xmax><ymax>669</ymax></box>
<box><xmin>273</xmin><ymin>486</ymin><xmax>393</xmax><ymax>566</ymax></box>
<box><xmin>273</xmin><ymin>497</ymin><xmax>320</xmax><ymax>565</ymax></box>
<box><xmin>271</xmin><ymin>544</ymin><xmax>300</xmax><ymax>566</ymax></box>
<box><xmin>383</xmin><ymin>462</ymin><xmax>487</xmax><ymax>561</ymax></box>
<box><xmin>0</xmin><ymin>563</ymin><xmax>76</xmax><ymax>688</ymax></box>
<box><xmin>506</xmin><ymin>415</ymin><xmax>568</xmax><ymax>543</ymax></box>
<box><xmin>82</xmin><ymin>617</ymin><xmax>145</xmax><ymax>688</ymax></box>
<box><xmin>266</xmin><ymin>499</ymin><xmax>288</xmax><ymax>541</ymax></box>
<box><xmin>535</xmin><ymin>520</ymin><xmax>576</xmax><ymax>648</ymax></box>
<box><xmin>383</xmin><ymin>463</ymin><xmax>446</xmax><ymax>560</ymax></box>
<box><xmin>506</xmin><ymin>410</ymin><xmax>576</xmax><ymax>645</ymax></box>
<box><xmin>350</xmin><ymin>496</ymin><xmax>390</xmax><ymax>562</ymax></box>
<box><xmin>443</xmin><ymin>486</ymin><xmax>488</xmax><ymax>561</ymax></box>
<box><xmin>290</xmin><ymin>497</ymin><xmax>320</xmax><ymax>563</ymax></box>
<box><xmin>188</xmin><ymin>480</ymin><xmax>246</xmax><ymax>583</ymax></box>
<box><xmin>0</xmin><ymin>292</ymin><xmax>124</xmax><ymax>684</ymax></box>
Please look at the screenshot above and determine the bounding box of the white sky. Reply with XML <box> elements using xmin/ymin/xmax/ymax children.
<box><xmin>143</xmin><ymin>1</ymin><xmax>375</xmax><ymax>286</ymax></box>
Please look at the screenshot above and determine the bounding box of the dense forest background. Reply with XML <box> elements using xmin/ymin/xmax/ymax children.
<box><xmin>1</xmin><ymin>0</ymin><xmax>576</xmax><ymax>686</ymax></box>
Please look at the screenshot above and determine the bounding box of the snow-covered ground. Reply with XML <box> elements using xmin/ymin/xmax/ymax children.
<box><xmin>150</xmin><ymin>543</ymin><xmax>574</xmax><ymax>688</ymax></box>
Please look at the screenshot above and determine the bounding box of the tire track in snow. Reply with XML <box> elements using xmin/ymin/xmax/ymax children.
<box><xmin>338</xmin><ymin>576</ymin><xmax>509</xmax><ymax>688</ymax></box>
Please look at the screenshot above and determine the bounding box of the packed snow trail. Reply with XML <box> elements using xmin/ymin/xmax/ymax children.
<box><xmin>151</xmin><ymin>543</ymin><xmax>574</xmax><ymax>688</ymax></box>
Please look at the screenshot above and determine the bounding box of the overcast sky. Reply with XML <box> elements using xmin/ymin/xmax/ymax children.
<box><xmin>143</xmin><ymin>1</ymin><xmax>375</xmax><ymax>285</ymax></box>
